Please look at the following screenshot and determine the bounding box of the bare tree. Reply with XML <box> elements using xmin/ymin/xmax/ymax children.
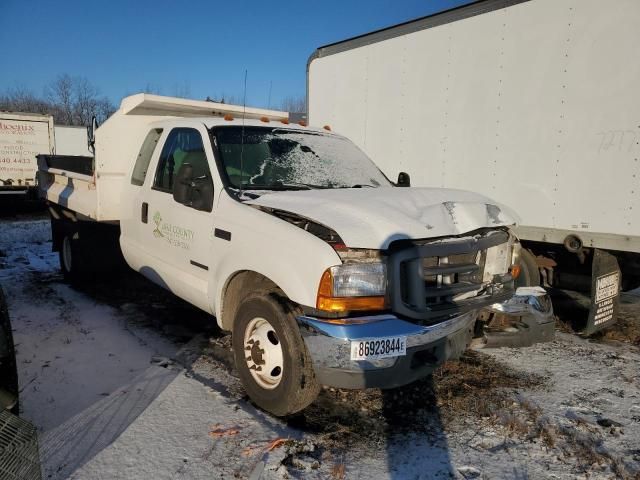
<box><xmin>142</xmin><ymin>83</ymin><xmax>162</xmax><ymax>95</ymax></box>
<box><xmin>280</xmin><ymin>95</ymin><xmax>306</xmax><ymax>113</ymax></box>
<box><xmin>45</xmin><ymin>74</ymin><xmax>75</xmax><ymax>124</ymax></box>
<box><xmin>172</xmin><ymin>81</ymin><xmax>191</xmax><ymax>99</ymax></box>
<box><xmin>0</xmin><ymin>86</ymin><xmax>50</xmax><ymax>114</ymax></box>
<box><xmin>42</xmin><ymin>74</ymin><xmax>115</xmax><ymax>125</ymax></box>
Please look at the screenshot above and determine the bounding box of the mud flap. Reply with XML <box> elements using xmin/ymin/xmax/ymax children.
<box><xmin>479</xmin><ymin>287</ymin><xmax>556</xmax><ymax>348</ymax></box>
<box><xmin>581</xmin><ymin>249</ymin><xmax>620</xmax><ymax>336</ymax></box>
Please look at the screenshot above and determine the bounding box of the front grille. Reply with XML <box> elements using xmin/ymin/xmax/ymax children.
<box><xmin>388</xmin><ymin>229</ymin><xmax>514</xmax><ymax>323</ymax></box>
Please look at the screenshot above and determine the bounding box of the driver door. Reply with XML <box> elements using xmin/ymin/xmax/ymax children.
<box><xmin>138</xmin><ymin>127</ymin><xmax>215</xmax><ymax>312</ymax></box>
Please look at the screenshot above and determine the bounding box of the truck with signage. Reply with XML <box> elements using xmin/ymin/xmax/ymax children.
<box><xmin>0</xmin><ymin>112</ymin><xmax>54</xmax><ymax>196</ymax></box>
<box><xmin>307</xmin><ymin>0</ymin><xmax>638</xmax><ymax>306</ymax></box>
<box><xmin>37</xmin><ymin>93</ymin><xmax>554</xmax><ymax>415</ymax></box>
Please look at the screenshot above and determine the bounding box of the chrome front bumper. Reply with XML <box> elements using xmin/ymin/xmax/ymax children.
<box><xmin>297</xmin><ymin>287</ymin><xmax>555</xmax><ymax>389</ymax></box>
<box><xmin>481</xmin><ymin>286</ymin><xmax>556</xmax><ymax>348</ymax></box>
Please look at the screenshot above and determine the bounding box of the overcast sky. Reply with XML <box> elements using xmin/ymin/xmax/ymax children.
<box><xmin>0</xmin><ymin>0</ymin><xmax>472</xmax><ymax>108</ymax></box>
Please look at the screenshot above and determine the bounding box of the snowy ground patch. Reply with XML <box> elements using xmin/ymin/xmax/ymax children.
<box><xmin>1</xmin><ymin>217</ymin><xmax>639</xmax><ymax>479</ymax></box>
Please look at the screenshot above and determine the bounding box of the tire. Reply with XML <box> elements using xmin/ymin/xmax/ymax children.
<box><xmin>232</xmin><ymin>293</ymin><xmax>320</xmax><ymax>416</ymax></box>
<box><xmin>0</xmin><ymin>285</ymin><xmax>19</xmax><ymax>415</ymax></box>
<box><xmin>516</xmin><ymin>248</ymin><xmax>541</xmax><ymax>288</ymax></box>
<box><xmin>59</xmin><ymin>232</ymin><xmax>84</xmax><ymax>282</ymax></box>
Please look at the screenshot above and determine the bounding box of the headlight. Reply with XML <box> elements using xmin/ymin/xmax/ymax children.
<box><xmin>328</xmin><ymin>263</ymin><xmax>386</xmax><ymax>297</ymax></box>
<box><xmin>316</xmin><ymin>263</ymin><xmax>387</xmax><ymax>313</ymax></box>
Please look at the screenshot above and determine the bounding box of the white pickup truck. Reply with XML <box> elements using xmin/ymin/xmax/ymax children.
<box><xmin>38</xmin><ymin>94</ymin><xmax>554</xmax><ymax>416</ymax></box>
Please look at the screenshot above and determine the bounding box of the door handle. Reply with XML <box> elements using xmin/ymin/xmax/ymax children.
<box><xmin>141</xmin><ymin>202</ymin><xmax>148</xmax><ymax>223</ymax></box>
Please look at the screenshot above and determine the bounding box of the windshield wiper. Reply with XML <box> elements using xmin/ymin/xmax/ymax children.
<box><xmin>238</xmin><ymin>182</ymin><xmax>315</xmax><ymax>191</ymax></box>
<box><xmin>278</xmin><ymin>181</ymin><xmax>332</xmax><ymax>189</ymax></box>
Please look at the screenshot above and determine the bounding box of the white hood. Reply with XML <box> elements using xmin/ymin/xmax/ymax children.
<box><xmin>247</xmin><ymin>187</ymin><xmax>519</xmax><ymax>249</ymax></box>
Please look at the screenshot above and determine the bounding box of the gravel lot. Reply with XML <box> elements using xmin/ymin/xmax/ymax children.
<box><xmin>1</xmin><ymin>214</ymin><xmax>639</xmax><ymax>479</ymax></box>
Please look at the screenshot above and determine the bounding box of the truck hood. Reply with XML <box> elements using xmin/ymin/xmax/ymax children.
<box><xmin>246</xmin><ymin>187</ymin><xmax>519</xmax><ymax>249</ymax></box>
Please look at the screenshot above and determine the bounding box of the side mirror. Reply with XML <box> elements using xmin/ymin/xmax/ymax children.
<box><xmin>173</xmin><ymin>163</ymin><xmax>214</xmax><ymax>212</ymax></box>
<box><xmin>397</xmin><ymin>172</ymin><xmax>411</xmax><ymax>187</ymax></box>
<box><xmin>87</xmin><ymin>115</ymin><xmax>98</xmax><ymax>155</ymax></box>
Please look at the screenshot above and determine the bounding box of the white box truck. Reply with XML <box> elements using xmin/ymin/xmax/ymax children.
<box><xmin>37</xmin><ymin>93</ymin><xmax>553</xmax><ymax>415</ymax></box>
<box><xmin>0</xmin><ymin>112</ymin><xmax>54</xmax><ymax>196</ymax></box>
<box><xmin>307</xmin><ymin>0</ymin><xmax>640</xmax><ymax>293</ymax></box>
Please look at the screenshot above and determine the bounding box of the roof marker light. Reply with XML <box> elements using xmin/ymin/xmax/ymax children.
<box><xmin>223</xmin><ymin>114</ymin><xmax>234</xmax><ymax>121</ymax></box>
<box><xmin>298</xmin><ymin>121</ymin><xmax>307</xmax><ymax>127</ymax></box>
<box><xmin>323</xmin><ymin>125</ymin><xmax>331</xmax><ymax>131</ymax></box>
<box><xmin>260</xmin><ymin>116</ymin><xmax>269</xmax><ymax>123</ymax></box>
<box><xmin>280</xmin><ymin>119</ymin><xmax>290</xmax><ymax>124</ymax></box>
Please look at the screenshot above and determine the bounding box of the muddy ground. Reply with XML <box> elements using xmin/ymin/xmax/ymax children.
<box><xmin>1</xmin><ymin>212</ymin><xmax>639</xmax><ymax>479</ymax></box>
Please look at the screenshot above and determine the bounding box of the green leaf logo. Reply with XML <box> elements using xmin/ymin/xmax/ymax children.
<box><xmin>152</xmin><ymin>211</ymin><xmax>164</xmax><ymax>238</ymax></box>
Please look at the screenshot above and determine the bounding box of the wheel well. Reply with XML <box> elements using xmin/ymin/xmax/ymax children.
<box><xmin>220</xmin><ymin>271</ymin><xmax>282</xmax><ymax>331</ymax></box>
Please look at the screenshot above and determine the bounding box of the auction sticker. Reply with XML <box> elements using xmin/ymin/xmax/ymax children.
<box><xmin>350</xmin><ymin>336</ymin><xmax>406</xmax><ymax>361</ymax></box>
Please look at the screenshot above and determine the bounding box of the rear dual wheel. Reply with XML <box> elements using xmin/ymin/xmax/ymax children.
<box><xmin>59</xmin><ymin>232</ymin><xmax>84</xmax><ymax>282</ymax></box>
<box><xmin>232</xmin><ymin>294</ymin><xmax>320</xmax><ymax>417</ymax></box>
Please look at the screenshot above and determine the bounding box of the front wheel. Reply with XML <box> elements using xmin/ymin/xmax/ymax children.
<box><xmin>232</xmin><ymin>294</ymin><xmax>320</xmax><ymax>416</ymax></box>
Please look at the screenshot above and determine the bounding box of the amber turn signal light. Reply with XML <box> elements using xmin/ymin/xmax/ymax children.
<box><xmin>316</xmin><ymin>269</ymin><xmax>386</xmax><ymax>313</ymax></box>
<box><xmin>509</xmin><ymin>264</ymin><xmax>522</xmax><ymax>279</ymax></box>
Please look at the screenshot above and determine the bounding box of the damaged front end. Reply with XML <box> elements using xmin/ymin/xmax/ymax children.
<box><xmin>477</xmin><ymin>286</ymin><xmax>556</xmax><ymax>348</ymax></box>
<box><xmin>296</xmin><ymin>228</ymin><xmax>558</xmax><ymax>390</ymax></box>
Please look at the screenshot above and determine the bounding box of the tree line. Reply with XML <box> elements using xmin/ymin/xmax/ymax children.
<box><xmin>0</xmin><ymin>74</ymin><xmax>307</xmax><ymax>127</ymax></box>
<box><xmin>0</xmin><ymin>74</ymin><xmax>116</xmax><ymax>127</ymax></box>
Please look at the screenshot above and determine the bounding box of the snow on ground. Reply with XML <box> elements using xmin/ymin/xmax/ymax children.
<box><xmin>1</xmin><ymin>217</ymin><xmax>639</xmax><ymax>479</ymax></box>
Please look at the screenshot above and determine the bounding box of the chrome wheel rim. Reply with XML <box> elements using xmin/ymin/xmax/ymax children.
<box><xmin>243</xmin><ymin>317</ymin><xmax>283</xmax><ymax>390</ymax></box>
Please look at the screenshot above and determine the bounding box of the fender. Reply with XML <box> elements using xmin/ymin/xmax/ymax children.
<box><xmin>209</xmin><ymin>194</ymin><xmax>341</xmax><ymax>327</ymax></box>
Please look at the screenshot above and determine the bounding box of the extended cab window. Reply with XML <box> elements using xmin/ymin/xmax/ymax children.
<box><xmin>131</xmin><ymin>128</ymin><xmax>162</xmax><ymax>186</ymax></box>
<box><xmin>153</xmin><ymin>128</ymin><xmax>211</xmax><ymax>193</ymax></box>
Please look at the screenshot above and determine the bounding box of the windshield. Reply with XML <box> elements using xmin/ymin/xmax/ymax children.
<box><xmin>212</xmin><ymin>126</ymin><xmax>392</xmax><ymax>190</ymax></box>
